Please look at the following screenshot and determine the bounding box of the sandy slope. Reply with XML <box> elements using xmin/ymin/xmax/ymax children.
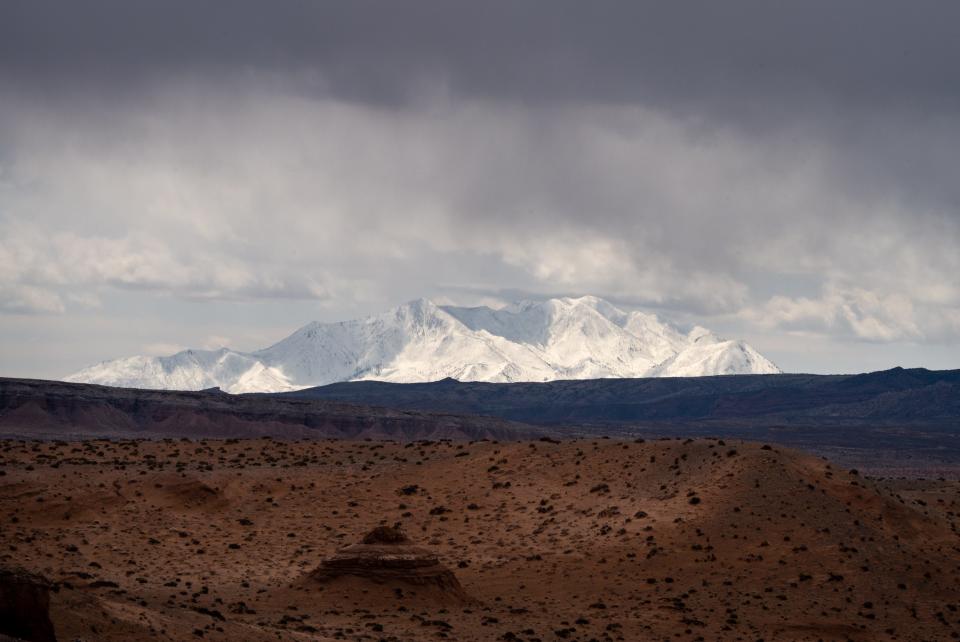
<box><xmin>1</xmin><ymin>438</ymin><xmax>959</xmax><ymax>641</ymax></box>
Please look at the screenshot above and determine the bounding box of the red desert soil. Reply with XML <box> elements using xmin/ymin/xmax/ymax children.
<box><xmin>1</xmin><ymin>437</ymin><xmax>959</xmax><ymax>641</ymax></box>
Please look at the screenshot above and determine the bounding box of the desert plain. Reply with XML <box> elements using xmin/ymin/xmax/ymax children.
<box><xmin>2</xmin><ymin>437</ymin><xmax>959</xmax><ymax>641</ymax></box>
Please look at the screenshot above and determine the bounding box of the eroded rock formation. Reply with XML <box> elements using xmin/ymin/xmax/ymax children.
<box><xmin>309</xmin><ymin>526</ymin><xmax>468</xmax><ymax>600</ymax></box>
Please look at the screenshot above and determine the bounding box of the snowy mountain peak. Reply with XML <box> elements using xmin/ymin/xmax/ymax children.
<box><xmin>66</xmin><ymin>296</ymin><xmax>781</xmax><ymax>392</ymax></box>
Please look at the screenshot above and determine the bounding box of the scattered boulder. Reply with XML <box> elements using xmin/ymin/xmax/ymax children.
<box><xmin>308</xmin><ymin>526</ymin><xmax>469</xmax><ymax>602</ymax></box>
<box><xmin>0</xmin><ymin>567</ymin><xmax>57</xmax><ymax>642</ymax></box>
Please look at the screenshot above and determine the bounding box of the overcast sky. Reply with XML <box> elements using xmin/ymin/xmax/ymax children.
<box><xmin>2</xmin><ymin>1</ymin><xmax>959</xmax><ymax>378</ymax></box>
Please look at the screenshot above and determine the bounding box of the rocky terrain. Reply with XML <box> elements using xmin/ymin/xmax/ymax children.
<box><xmin>2</xmin><ymin>437</ymin><xmax>959</xmax><ymax>641</ymax></box>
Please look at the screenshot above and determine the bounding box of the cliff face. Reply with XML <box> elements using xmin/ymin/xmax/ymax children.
<box><xmin>0</xmin><ymin>378</ymin><xmax>542</xmax><ymax>441</ymax></box>
<box><xmin>0</xmin><ymin>567</ymin><xmax>57</xmax><ymax>642</ymax></box>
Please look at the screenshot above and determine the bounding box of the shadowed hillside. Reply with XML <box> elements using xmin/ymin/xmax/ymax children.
<box><xmin>288</xmin><ymin>368</ymin><xmax>960</xmax><ymax>471</ymax></box>
<box><xmin>288</xmin><ymin>367</ymin><xmax>960</xmax><ymax>424</ymax></box>
<box><xmin>0</xmin><ymin>378</ymin><xmax>542</xmax><ymax>442</ymax></box>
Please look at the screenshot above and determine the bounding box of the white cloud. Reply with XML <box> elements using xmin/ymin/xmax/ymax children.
<box><xmin>0</xmin><ymin>284</ymin><xmax>64</xmax><ymax>314</ymax></box>
<box><xmin>0</xmin><ymin>225</ymin><xmax>348</xmax><ymax>305</ymax></box>
<box><xmin>142</xmin><ymin>342</ymin><xmax>187</xmax><ymax>356</ymax></box>
<box><xmin>497</xmin><ymin>231</ymin><xmax>749</xmax><ymax>313</ymax></box>
<box><xmin>66</xmin><ymin>292</ymin><xmax>102</xmax><ymax>308</ymax></box>
<box><xmin>742</xmin><ymin>284</ymin><xmax>957</xmax><ymax>343</ymax></box>
<box><xmin>202</xmin><ymin>335</ymin><xmax>233</xmax><ymax>350</ymax></box>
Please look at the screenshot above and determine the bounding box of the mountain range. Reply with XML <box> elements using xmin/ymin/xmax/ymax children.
<box><xmin>65</xmin><ymin>296</ymin><xmax>780</xmax><ymax>393</ymax></box>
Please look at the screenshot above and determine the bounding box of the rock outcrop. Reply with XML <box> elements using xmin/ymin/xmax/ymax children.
<box><xmin>0</xmin><ymin>567</ymin><xmax>57</xmax><ymax>642</ymax></box>
<box><xmin>308</xmin><ymin>526</ymin><xmax>469</xmax><ymax>601</ymax></box>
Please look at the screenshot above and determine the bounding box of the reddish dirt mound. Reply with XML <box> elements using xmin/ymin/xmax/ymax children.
<box><xmin>362</xmin><ymin>525</ymin><xmax>411</xmax><ymax>544</ymax></box>
<box><xmin>144</xmin><ymin>475</ymin><xmax>227</xmax><ymax>511</ymax></box>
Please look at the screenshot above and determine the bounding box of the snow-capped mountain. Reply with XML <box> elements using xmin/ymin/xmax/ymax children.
<box><xmin>65</xmin><ymin>296</ymin><xmax>780</xmax><ymax>393</ymax></box>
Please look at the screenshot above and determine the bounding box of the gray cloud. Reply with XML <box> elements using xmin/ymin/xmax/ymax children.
<box><xmin>0</xmin><ymin>1</ymin><xmax>958</xmax><ymax>377</ymax></box>
<box><xmin>4</xmin><ymin>1</ymin><xmax>959</xmax><ymax>112</ymax></box>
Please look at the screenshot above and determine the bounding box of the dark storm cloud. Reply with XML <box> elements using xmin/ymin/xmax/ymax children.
<box><xmin>5</xmin><ymin>1</ymin><xmax>959</xmax><ymax>224</ymax></box>
<box><xmin>3</xmin><ymin>0</ymin><xmax>960</xmax><ymax>113</ymax></box>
